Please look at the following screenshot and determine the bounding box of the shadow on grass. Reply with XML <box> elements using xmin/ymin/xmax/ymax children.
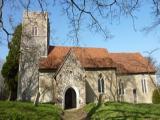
<box><xmin>86</xmin><ymin>103</ymin><xmax>101</xmax><ymax>119</ymax></box>
<box><xmin>86</xmin><ymin>102</ymin><xmax>160</xmax><ymax>120</ymax></box>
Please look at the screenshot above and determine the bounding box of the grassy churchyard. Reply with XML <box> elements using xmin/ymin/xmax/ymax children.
<box><xmin>85</xmin><ymin>102</ymin><xmax>160</xmax><ymax>119</ymax></box>
<box><xmin>0</xmin><ymin>101</ymin><xmax>62</xmax><ymax>120</ymax></box>
<box><xmin>0</xmin><ymin>101</ymin><xmax>160</xmax><ymax>119</ymax></box>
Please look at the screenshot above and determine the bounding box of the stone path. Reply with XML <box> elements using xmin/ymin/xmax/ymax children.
<box><xmin>61</xmin><ymin>108</ymin><xmax>88</xmax><ymax>120</ymax></box>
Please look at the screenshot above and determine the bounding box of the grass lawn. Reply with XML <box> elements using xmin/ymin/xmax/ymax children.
<box><xmin>1</xmin><ymin>101</ymin><xmax>160</xmax><ymax>120</ymax></box>
<box><xmin>85</xmin><ymin>102</ymin><xmax>160</xmax><ymax>120</ymax></box>
<box><xmin>0</xmin><ymin>101</ymin><xmax>62</xmax><ymax>120</ymax></box>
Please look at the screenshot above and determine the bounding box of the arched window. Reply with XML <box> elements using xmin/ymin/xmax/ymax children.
<box><xmin>141</xmin><ymin>79</ymin><xmax>147</xmax><ymax>93</ymax></box>
<box><xmin>118</xmin><ymin>81</ymin><xmax>124</xmax><ymax>95</ymax></box>
<box><xmin>98</xmin><ymin>77</ymin><xmax>104</xmax><ymax>94</ymax></box>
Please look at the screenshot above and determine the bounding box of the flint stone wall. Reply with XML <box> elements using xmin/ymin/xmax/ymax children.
<box><xmin>85</xmin><ymin>69</ymin><xmax>117</xmax><ymax>103</ymax></box>
<box><xmin>117</xmin><ymin>74</ymin><xmax>156</xmax><ymax>103</ymax></box>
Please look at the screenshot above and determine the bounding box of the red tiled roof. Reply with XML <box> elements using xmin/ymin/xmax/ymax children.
<box><xmin>110</xmin><ymin>53</ymin><xmax>156</xmax><ymax>74</ymax></box>
<box><xmin>39</xmin><ymin>46</ymin><xmax>115</xmax><ymax>69</ymax></box>
<box><xmin>39</xmin><ymin>46</ymin><xmax>156</xmax><ymax>74</ymax></box>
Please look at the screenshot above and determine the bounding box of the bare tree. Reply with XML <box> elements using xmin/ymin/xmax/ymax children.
<box><xmin>144</xmin><ymin>48</ymin><xmax>160</xmax><ymax>85</ymax></box>
<box><xmin>0</xmin><ymin>0</ymin><xmax>160</xmax><ymax>45</ymax></box>
<box><xmin>156</xmin><ymin>64</ymin><xmax>160</xmax><ymax>84</ymax></box>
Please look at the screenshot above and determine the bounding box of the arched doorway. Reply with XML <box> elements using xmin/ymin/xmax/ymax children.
<box><xmin>65</xmin><ymin>87</ymin><xmax>76</xmax><ymax>109</ymax></box>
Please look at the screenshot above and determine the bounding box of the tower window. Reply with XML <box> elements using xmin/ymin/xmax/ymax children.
<box><xmin>98</xmin><ymin>77</ymin><xmax>104</xmax><ymax>94</ymax></box>
<box><xmin>32</xmin><ymin>26</ymin><xmax>38</xmax><ymax>36</ymax></box>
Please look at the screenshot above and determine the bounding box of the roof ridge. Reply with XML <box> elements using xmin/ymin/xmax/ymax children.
<box><xmin>49</xmin><ymin>45</ymin><xmax>107</xmax><ymax>50</ymax></box>
<box><xmin>110</xmin><ymin>52</ymin><xmax>140</xmax><ymax>54</ymax></box>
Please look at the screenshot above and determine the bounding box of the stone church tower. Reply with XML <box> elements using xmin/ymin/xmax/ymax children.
<box><xmin>17</xmin><ymin>11</ymin><xmax>49</xmax><ymax>101</ymax></box>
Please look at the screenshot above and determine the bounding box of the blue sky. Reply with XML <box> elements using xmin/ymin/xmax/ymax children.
<box><xmin>0</xmin><ymin>1</ymin><xmax>160</xmax><ymax>64</ymax></box>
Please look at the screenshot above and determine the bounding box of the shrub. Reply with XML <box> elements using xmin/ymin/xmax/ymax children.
<box><xmin>152</xmin><ymin>88</ymin><xmax>160</xmax><ymax>104</ymax></box>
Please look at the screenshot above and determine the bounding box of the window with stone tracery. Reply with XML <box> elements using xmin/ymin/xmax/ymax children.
<box><xmin>141</xmin><ymin>79</ymin><xmax>147</xmax><ymax>93</ymax></box>
<box><xmin>98</xmin><ymin>75</ymin><xmax>104</xmax><ymax>94</ymax></box>
<box><xmin>31</xmin><ymin>26</ymin><xmax>38</xmax><ymax>36</ymax></box>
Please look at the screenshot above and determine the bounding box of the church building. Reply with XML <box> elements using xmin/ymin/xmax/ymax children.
<box><xmin>17</xmin><ymin>11</ymin><xmax>156</xmax><ymax>109</ymax></box>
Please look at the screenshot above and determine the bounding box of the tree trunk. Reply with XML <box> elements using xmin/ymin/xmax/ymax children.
<box><xmin>34</xmin><ymin>92</ymin><xmax>40</xmax><ymax>106</ymax></box>
<box><xmin>8</xmin><ymin>83</ymin><xmax>17</xmax><ymax>101</ymax></box>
